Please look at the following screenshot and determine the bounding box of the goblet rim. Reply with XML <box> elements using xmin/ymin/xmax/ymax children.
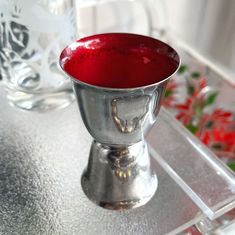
<box><xmin>59</xmin><ymin>32</ymin><xmax>181</xmax><ymax>92</ymax></box>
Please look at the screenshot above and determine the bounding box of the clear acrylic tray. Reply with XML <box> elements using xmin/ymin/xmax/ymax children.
<box><xmin>148</xmin><ymin>108</ymin><xmax>235</xmax><ymax>221</ymax></box>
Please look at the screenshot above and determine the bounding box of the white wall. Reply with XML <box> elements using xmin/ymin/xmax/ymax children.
<box><xmin>165</xmin><ymin>0</ymin><xmax>235</xmax><ymax>80</ymax></box>
<box><xmin>76</xmin><ymin>0</ymin><xmax>235</xmax><ymax>81</ymax></box>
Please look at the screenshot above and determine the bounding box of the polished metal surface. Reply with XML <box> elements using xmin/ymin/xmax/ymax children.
<box><xmin>60</xmin><ymin>33</ymin><xmax>180</xmax><ymax>209</ymax></box>
<box><xmin>74</xmin><ymin>81</ymin><xmax>165</xmax><ymax>209</ymax></box>
<box><xmin>82</xmin><ymin>140</ymin><xmax>157</xmax><ymax>209</ymax></box>
<box><xmin>73</xmin><ymin>83</ymin><xmax>167</xmax><ymax>145</ymax></box>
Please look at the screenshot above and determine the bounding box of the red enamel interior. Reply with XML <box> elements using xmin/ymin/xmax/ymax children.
<box><xmin>60</xmin><ymin>33</ymin><xmax>180</xmax><ymax>89</ymax></box>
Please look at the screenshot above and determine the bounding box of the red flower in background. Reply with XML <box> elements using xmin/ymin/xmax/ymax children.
<box><xmin>175</xmin><ymin>97</ymin><xmax>194</xmax><ymax>126</ymax></box>
<box><xmin>162</xmin><ymin>80</ymin><xmax>178</xmax><ymax>107</ymax></box>
<box><xmin>163</xmin><ymin>65</ymin><xmax>235</xmax><ymax>162</ymax></box>
<box><xmin>197</xmin><ymin>109</ymin><xmax>235</xmax><ymax>159</ymax></box>
<box><xmin>199</xmin><ymin>109</ymin><xmax>233</xmax><ymax>129</ymax></box>
<box><xmin>199</xmin><ymin>121</ymin><xmax>235</xmax><ymax>159</ymax></box>
<box><xmin>175</xmin><ymin>77</ymin><xmax>207</xmax><ymax>126</ymax></box>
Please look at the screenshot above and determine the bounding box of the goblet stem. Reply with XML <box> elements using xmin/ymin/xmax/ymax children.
<box><xmin>81</xmin><ymin>140</ymin><xmax>158</xmax><ymax>210</ymax></box>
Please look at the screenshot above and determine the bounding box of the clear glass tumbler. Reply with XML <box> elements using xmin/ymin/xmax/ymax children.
<box><xmin>0</xmin><ymin>0</ymin><xmax>76</xmax><ymax>111</ymax></box>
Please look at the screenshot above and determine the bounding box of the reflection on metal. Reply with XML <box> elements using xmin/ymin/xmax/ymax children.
<box><xmin>111</xmin><ymin>95</ymin><xmax>150</xmax><ymax>133</ymax></box>
<box><xmin>107</xmin><ymin>146</ymin><xmax>137</xmax><ymax>182</ymax></box>
<box><xmin>81</xmin><ymin>140</ymin><xmax>157</xmax><ymax>209</ymax></box>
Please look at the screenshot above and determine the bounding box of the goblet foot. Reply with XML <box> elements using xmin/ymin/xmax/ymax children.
<box><xmin>81</xmin><ymin>140</ymin><xmax>158</xmax><ymax>210</ymax></box>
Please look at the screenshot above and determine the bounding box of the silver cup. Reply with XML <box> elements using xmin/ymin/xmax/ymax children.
<box><xmin>60</xmin><ymin>33</ymin><xmax>180</xmax><ymax>210</ymax></box>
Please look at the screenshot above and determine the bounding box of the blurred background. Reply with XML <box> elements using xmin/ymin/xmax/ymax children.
<box><xmin>165</xmin><ymin>0</ymin><xmax>235</xmax><ymax>83</ymax></box>
<box><xmin>77</xmin><ymin>0</ymin><xmax>235</xmax><ymax>84</ymax></box>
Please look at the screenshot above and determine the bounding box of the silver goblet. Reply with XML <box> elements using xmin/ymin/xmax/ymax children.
<box><xmin>60</xmin><ymin>33</ymin><xmax>180</xmax><ymax>210</ymax></box>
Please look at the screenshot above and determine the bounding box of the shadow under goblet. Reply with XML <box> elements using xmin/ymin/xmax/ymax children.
<box><xmin>60</xmin><ymin>33</ymin><xmax>180</xmax><ymax>210</ymax></box>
